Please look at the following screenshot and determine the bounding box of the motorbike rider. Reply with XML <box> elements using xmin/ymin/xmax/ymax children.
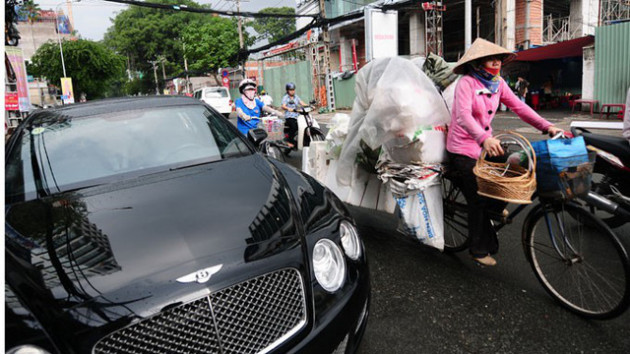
<box><xmin>281</xmin><ymin>82</ymin><xmax>307</xmax><ymax>147</ymax></box>
<box><xmin>260</xmin><ymin>90</ymin><xmax>273</xmax><ymax>107</ymax></box>
<box><xmin>234</xmin><ymin>79</ymin><xmax>281</xmax><ymax>136</ymax></box>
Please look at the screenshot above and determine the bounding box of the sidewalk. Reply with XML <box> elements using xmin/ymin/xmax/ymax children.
<box><xmin>313</xmin><ymin>108</ymin><xmax>624</xmax><ymax>136</ymax></box>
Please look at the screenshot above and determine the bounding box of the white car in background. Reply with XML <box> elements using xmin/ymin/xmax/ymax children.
<box><xmin>194</xmin><ymin>86</ymin><xmax>233</xmax><ymax>117</ymax></box>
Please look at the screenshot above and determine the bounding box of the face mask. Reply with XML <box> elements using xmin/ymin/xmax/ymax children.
<box><xmin>484</xmin><ymin>66</ymin><xmax>501</xmax><ymax>76</ymax></box>
<box><xmin>244</xmin><ymin>90</ymin><xmax>255</xmax><ymax>100</ymax></box>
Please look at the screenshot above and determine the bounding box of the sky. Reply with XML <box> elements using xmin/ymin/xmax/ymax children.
<box><xmin>36</xmin><ymin>0</ymin><xmax>297</xmax><ymax>41</ymax></box>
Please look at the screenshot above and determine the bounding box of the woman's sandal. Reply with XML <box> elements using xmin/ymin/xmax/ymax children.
<box><xmin>472</xmin><ymin>255</ymin><xmax>497</xmax><ymax>267</ymax></box>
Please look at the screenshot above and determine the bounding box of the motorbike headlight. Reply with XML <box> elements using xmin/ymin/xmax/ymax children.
<box><xmin>312</xmin><ymin>238</ymin><xmax>346</xmax><ymax>292</ymax></box>
<box><xmin>340</xmin><ymin>221</ymin><xmax>362</xmax><ymax>261</ymax></box>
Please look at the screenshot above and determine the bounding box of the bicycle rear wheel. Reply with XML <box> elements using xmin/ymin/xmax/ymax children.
<box><xmin>442</xmin><ymin>176</ymin><xmax>470</xmax><ymax>253</ymax></box>
<box><xmin>524</xmin><ymin>202</ymin><xmax>630</xmax><ymax>319</ymax></box>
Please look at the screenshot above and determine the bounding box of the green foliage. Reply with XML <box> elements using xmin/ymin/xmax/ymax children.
<box><xmin>103</xmin><ymin>0</ymin><xmax>211</xmax><ymax>77</ymax></box>
<box><xmin>18</xmin><ymin>0</ymin><xmax>40</xmax><ymax>23</ymax></box>
<box><xmin>181</xmin><ymin>17</ymin><xmax>243</xmax><ymax>72</ymax></box>
<box><xmin>28</xmin><ymin>39</ymin><xmax>126</xmax><ymax>99</ymax></box>
<box><xmin>250</xmin><ymin>7</ymin><xmax>297</xmax><ymax>43</ymax></box>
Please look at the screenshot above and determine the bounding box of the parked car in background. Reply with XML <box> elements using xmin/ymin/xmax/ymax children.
<box><xmin>5</xmin><ymin>96</ymin><xmax>370</xmax><ymax>354</ymax></box>
<box><xmin>193</xmin><ymin>86</ymin><xmax>233</xmax><ymax>117</ymax></box>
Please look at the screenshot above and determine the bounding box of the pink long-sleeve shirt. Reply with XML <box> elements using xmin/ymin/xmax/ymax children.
<box><xmin>446</xmin><ymin>75</ymin><xmax>553</xmax><ymax>159</ymax></box>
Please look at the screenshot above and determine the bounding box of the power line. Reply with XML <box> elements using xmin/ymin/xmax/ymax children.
<box><xmin>100</xmin><ymin>0</ymin><xmax>317</xmax><ymax>18</ymax></box>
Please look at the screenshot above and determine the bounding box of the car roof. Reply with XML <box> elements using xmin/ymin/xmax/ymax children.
<box><xmin>29</xmin><ymin>96</ymin><xmax>203</xmax><ymax>125</ymax></box>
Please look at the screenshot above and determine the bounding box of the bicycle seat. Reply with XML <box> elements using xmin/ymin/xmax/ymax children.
<box><xmin>579</xmin><ymin>131</ymin><xmax>630</xmax><ymax>167</ymax></box>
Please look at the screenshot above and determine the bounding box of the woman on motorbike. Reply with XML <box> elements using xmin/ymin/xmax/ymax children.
<box><xmin>447</xmin><ymin>38</ymin><xmax>563</xmax><ymax>267</ymax></box>
<box><xmin>234</xmin><ymin>79</ymin><xmax>281</xmax><ymax>136</ymax></box>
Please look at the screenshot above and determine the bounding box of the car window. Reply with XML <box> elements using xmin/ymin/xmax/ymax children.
<box><xmin>204</xmin><ymin>88</ymin><xmax>229</xmax><ymax>98</ymax></box>
<box><xmin>5</xmin><ymin>105</ymin><xmax>251</xmax><ymax>201</ymax></box>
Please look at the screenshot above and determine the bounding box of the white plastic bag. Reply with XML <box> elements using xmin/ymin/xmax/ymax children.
<box><xmin>382</xmin><ymin>125</ymin><xmax>447</xmax><ymax>164</ymax></box>
<box><xmin>337</xmin><ymin>57</ymin><xmax>451</xmax><ymax>187</ymax></box>
<box><xmin>389</xmin><ymin>174</ymin><xmax>444</xmax><ymax>251</ymax></box>
<box><xmin>325</xmin><ymin>113</ymin><xmax>351</xmax><ymax>159</ymax></box>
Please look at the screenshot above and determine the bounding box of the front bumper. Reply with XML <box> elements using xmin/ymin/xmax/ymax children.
<box><xmin>285</xmin><ymin>263</ymin><xmax>371</xmax><ymax>354</ymax></box>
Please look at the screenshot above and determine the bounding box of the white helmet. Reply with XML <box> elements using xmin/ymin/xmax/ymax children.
<box><xmin>238</xmin><ymin>78</ymin><xmax>257</xmax><ymax>94</ymax></box>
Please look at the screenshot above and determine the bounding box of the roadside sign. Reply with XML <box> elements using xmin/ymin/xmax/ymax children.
<box><xmin>61</xmin><ymin>77</ymin><xmax>75</xmax><ymax>104</ymax></box>
<box><xmin>222</xmin><ymin>77</ymin><xmax>229</xmax><ymax>88</ymax></box>
<box><xmin>222</xmin><ymin>70</ymin><xmax>229</xmax><ymax>77</ymax></box>
<box><xmin>5</xmin><ymin>92</ymin><xmax>19</xmax><ymax>110</ymax></box>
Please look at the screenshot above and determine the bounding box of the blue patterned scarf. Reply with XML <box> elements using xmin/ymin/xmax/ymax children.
<box><xmin>470</xmin><ymin>67</ymin><xmax>501</xmax><ymax>94</ymax></box>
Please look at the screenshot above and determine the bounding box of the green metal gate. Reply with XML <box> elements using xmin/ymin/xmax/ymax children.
<box><xmin>332</xmin><ymin>75</ymin><xmax>357</xmax><ymax>109</ymax></box>
<box><xmin>595</xmin><ymin>22</ymin><xmax>630</xmax><ymax>106</ymax></box>
<box><xmin>263</xmin><ymin>61</ymin><xmax>314</xmax><ymax>107</ymax></box>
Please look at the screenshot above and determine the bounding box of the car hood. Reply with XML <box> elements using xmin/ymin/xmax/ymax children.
<box><xmin>5</xmin><ymin>154</ymin><xmax>304</xmax><ymax>326</ymax></box>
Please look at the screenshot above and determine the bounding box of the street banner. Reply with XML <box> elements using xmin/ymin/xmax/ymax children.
<box><xmin>5</xmin><ymin>47</ymin><xmax>31</xmax><ymax>112</ymax></box>
<box><xmin>5</xmin><ymin>93</ymin><xmax>19</xmax><ymax>111</ymax></box>
<box><xmin>61</xmin><ymin>77</ymin><xmax>75</xmax><ymax>104</ymax></box>
<box><xmin>364</xmin><ymin>8</ymin><xmax>398</xmax><ymax>61</ymax></box>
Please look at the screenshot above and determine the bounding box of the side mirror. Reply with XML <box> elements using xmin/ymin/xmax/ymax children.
<box><xmin>247</xmin><ymin>128</ymin><xmax>268</xmax><ymax>147</ymax></box>
<box><xmin>309</xmin><ymin>99</ymin><xmax>317</xmax><ymax>105</ymax></box>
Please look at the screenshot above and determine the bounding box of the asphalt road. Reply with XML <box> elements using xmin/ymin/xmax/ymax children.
<box><xmin>231</xmin><ymin>111</ymin><xmax>630</xmax><ymax>353</ymax></box>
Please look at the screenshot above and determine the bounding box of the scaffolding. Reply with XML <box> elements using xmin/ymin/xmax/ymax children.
<box><xmin>543</xmin><ymin>15</ymin><xmax>580</xmax><ymax>44</ymax></box>
<box><xmin>423</xmin><ymin>1</ymin><xmax>445</xmax><ymax>56</ymax></box>
<box><xmin>600</xmin><ymin>0</ymin><xmax>630</xmax><ymax>25</ymax></box>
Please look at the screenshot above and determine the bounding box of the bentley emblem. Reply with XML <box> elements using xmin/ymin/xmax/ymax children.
<box><xmin>176</xmin><ymin>264</ymin><xmax>223</xmax><ymax>284</ymax></box>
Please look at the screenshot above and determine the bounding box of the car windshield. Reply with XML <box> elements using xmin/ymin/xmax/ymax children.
<box><xmin>6</xmin><ymin>105</ymin><xmax>251</xmax><ymax>201</ymax></box>
<box><xmin>205</xmin><ymin>88</ymin><xmax>229</xmax><ymax>98</ymax></box>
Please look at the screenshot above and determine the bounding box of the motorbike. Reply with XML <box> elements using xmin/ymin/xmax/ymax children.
<box><xmin>247</xmin><ymin>113</ymin><xmax>290</xmax><ymax>162</ymax></box>
<box><xmin>571</xmin><ymin>126</ymin><xmax>630</xmax><ymax>227</ymax></box>
<box><xmin>284</xmin><ymin>100</ymin><xmax>326</xmax><ymax>156</ymax></box>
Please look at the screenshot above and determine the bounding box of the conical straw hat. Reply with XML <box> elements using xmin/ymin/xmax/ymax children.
<box><xmin>452</xmin><ymin>38</ymin><xmax>516</xmax><ymax>75</ymax></box>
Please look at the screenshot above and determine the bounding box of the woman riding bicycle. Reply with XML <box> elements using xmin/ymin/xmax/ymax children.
<box><xmin>234</xmin><ymin>79</ymin><xmax>281</xmax><ymax>136</ymax></box>
<box><xmin>447</xmin><ymin>38</ymin><xmax>563</xmax><ymax>267</ymax></box>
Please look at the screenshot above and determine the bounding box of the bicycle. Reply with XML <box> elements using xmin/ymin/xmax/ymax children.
<box><xmin>441</xmin><ymin>133</ymin><xmax>630</xmax><ymax>319</ymax></box>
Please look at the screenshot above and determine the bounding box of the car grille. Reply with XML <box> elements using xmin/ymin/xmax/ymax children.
<box><xmin>93</xmin><ymin>268</ymin><xmax>306</xmax><ymax>354</ymax></box>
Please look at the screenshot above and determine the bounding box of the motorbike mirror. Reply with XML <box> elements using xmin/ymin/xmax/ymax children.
<box><xmin>309</xmin><ymin>99</ymin><xmax>317</xmax><ymax>105</ymax></box>
<box><xmin>247</xmin><ymin>128</ymin><xmax>268</xmax><ymax>147</ymax></box>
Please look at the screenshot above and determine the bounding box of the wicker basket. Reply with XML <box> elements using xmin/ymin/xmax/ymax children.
<box><xmin>473</xmin><ymin>132</ymin><xmax>536</xmax><ymax>204</ymax></box>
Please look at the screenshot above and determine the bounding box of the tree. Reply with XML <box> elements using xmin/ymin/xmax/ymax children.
<box><xmin>250</xmin><ymin>7</ymin><xmax>296</xmax><ymax>43</ymax></box>
<box><xmin>103</xmin><ymin>0</ymin><xmax>212</xmax><ymax>84</ymax></box>
<box><xmin>18</xmin><ymin>0</ymin><xmax>41</xmax><ymax>53</ymax></box>
<box><xmin>181</xmin><ymin>17</ymin><xmax>245</xmax><ymax>75</ymax></box>
<box><xmin>28</xmin><ymin>39</ymin><xmax>126</xmax><ymax>99</ymax></box>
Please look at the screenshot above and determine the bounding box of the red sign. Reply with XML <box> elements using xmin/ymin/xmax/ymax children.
<box><xmin>222</xmin><ymin>77</ymin><xmax>229</xmax><ymax>88</ymax></box>
<box><xmin>5</xmin><ymin>92</ymin><xmax>19</xmax><ymax>111</ymax></box>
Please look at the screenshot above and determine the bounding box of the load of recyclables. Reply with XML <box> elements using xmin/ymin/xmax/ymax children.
<box><xmin>303</xmin><ymin>56</ymin><xmax>456</xmax><ymax>251</ymax></box>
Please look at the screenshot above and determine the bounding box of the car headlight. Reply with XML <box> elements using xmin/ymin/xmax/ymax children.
<box><xmin>340</xmin><ymin>221</ymin><xmax>362</xmax><ymax>260</ymax></box>
<box><xmin>6</xmin><ymin>345</ymin><xmax>51</xmax><ymax>354</ymax></box>
<box><xmin>312</xmin><ymin>238</ymin><xmax>346</xmax><ymax>292</ymax></box>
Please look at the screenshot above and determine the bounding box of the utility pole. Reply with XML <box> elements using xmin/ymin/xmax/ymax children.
<box><xmin>227</xmin><ymin>0</ymin><xmax>247</xmax><ymax>49</ymax></box>
<box><xmin>160</xmin><ymin>56</ymin><xmax>167</xmax><ymax>80</ymax></box>
<box><xmin>476</xmin><ymin>6</ymin><xmax>480</xmax><ymax>39</ymax></box>
<box><xmin>237</xmin><ymin>0</ymin><xmax>244</xmax><ymax>49</ymax></box>
<box><xmin>465</xmin><ymin>0</ymin><xmax>472</xmax><ymax>49</ymax></box>
<box><xmin>183</xmin><ymin>42</ymin><xmax>190</xmax><ymax>94</ymax></box>
<box><xmin>319</xmin><ymin>0</ymin><xmax>334</xmax><ymax>111</ymax></box>
<box><xmin>148</xmin><ymin>60</ymin><xmax>160</xmax><ymax>95</ymax></box>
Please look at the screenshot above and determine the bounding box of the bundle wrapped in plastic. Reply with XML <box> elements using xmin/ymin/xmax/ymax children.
<box><xmin>325</xmin><ymin>113</ymin><xmax>351</xmax><ymax>160</ymax></box>
<box><xmin>337</xmin><ymin>57</ymin><xmax>452</xmax><ymax>186</ymax></box>
<box><xmin>421</xmin><ymin>53</ymin><xmax>459</xmax><ymax>91</ymax></box>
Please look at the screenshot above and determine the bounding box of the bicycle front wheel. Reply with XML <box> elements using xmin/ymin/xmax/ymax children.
<box><xmin>524</xmin><ymin>202</ymin><xmax>630</xmax><ymax>319</ymax></box>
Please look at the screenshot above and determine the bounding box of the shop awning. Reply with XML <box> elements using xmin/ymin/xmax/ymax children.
<box><xmin>514</xmin><ymin>36</ymin><xmax>595</xmax><ymax>61</ymax></box>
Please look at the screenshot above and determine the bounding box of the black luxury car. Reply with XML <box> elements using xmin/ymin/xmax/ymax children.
<box><xmin>5</xmin><ymin>96</ymin><xmax>370</xmax><ymax>354</ymax></box>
